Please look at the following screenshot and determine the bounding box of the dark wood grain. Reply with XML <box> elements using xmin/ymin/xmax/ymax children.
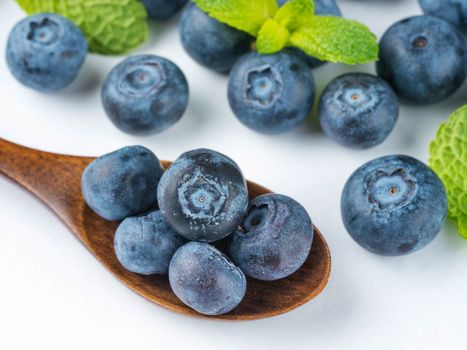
<box><xmin>0</xmin><ymin>138</ymin><xmax>331</xmax><ymax>320</ymax></box>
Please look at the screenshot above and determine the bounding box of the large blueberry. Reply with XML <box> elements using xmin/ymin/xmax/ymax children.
<box><xmin>140</xmin><ymin>0</ymin><xmax>188</xmax><ymax>20</ymax></box>
<box><xmin>341</xmin><ymin>155</ymin><xmax>448</xmax><ymax>256</ymax></box>
<box><xmin>376</xmin><ymin>15</ymin><xmax>466</xmax><ymax>104</ymax></box>
<box><xmin>228</xmin><ymin>194</ymin><xmax>314</xmax><ymax>281</ymax></box>
<box><xmin>419</xmin><ymin>0</ymin><xmax>467</xmax><ymax>31</ymax></box>
<box><xmin>319</xmin><ymin>73</ymin><xmax>399</xmax><ymax>149</ymax></box>
<box><xmin>228</xmin><ymin>51</ymin><xmax>315</xmax><ymax>134</ymax></box>
<box><xmin>169</xmin><ymin>242</ymin><xmax>246</xmax><ymax>315</ymax></box>
<box><xmin>102</xmin><ymin>55</ymin><xmax>189</xmax><ymax>135</ymax></box>
<box><xmin>277</xmin><ymin>0</ymin><xmax>342</xmax><ymax>69</ymax></box>
<box><xmin>157</xmin><ymin>149</ymin><xmax>248</xmax><ymax>242</ymax></box>
<box><xmin>6</xmin><ymin>13</ymin><xmax>87</xmax><ymax>92</ymax></box>
<box><xmin>82</xmin><ymin>146</ymin><xmax>164</xmax><ymax>221</ymax></box>
<box><xmin>180</xmin><ymin>3</ymin><xmax>254</xmax><ymax>74</ymax></box>
<box><xmin>114</xmin><ymin>210</ymin><xmax>186</xmax><ymax>275</ymax></box>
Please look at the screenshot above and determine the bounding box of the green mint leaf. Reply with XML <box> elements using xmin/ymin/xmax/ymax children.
<box><xmin>193</xmin><ymin>0</ymin><xmax>278</xmax><ymax>36</ymax></box>
<box><xmin>429</xmin><ymin>105</ymin><xmax>467</xmax><ymax>238</ymax></box>
<box><xmin>257</xmin><ymin>0</ymin><xmax>315</xmax><ymax>54</ymax></box>
<box><xmin>16</xmin><ymin>0</ymin><xmax>148</xmax><ymax>55</ymax></box>
<box><xmin>288</xmin><ymin>16</ymin><xmax>378</xmax><ymax>64</ymax></box>
<box><xmin>274</xmin><ymin>0</ymin><xmax>314</xmax><ymax>31</ymax></box>
<box><xmin>257</xmin><ymin>19</ymin><xmax>290</xmax><ymax>54</ymax></box>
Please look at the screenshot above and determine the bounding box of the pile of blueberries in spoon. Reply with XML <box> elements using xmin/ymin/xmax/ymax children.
<box><xmin>6</xmin><ymin>0</ymin><xmax>467</xmax><ymax>142</ymax></box>
<box><xmin>81</xmin><ymin>146</ymin><xmax>314</xmax><ymax>315</ymax></box>
<box><xmin>3</xmin><ymin>0</ymin><xmax>459</xmax><ymax>315</ymax></box>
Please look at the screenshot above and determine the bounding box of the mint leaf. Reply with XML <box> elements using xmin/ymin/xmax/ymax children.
<box><xmin>274</xmin><ymin>0</ymin><xmax>314</xmax><ymax>31</ymax></box>
<box><xmin>288</xmin><ymin>16</ymin><xmax>378</xmax><ymax>64</ymax></box>
<box><xmin>16</xmin><ymin>0</ymin><xmax>148</xmax><ymax>55</ymax></box>
<box><xmin>257</xmin><ymin>19</ymin><xmax>290</xmax><ymax>54</ymax></box>
<box><xmin>192</xmin><ymin>0</ymin><xmax>378</xmax><ymax>65</ymax></box>
<box><xmin>429</xmin><ymin>105</ymin><xmax>467</xmax><ymax>238</ymax></box>
<box><xmin>257</xmin><ymin>0</ymin><xmax>314</xmax><ymax>54</ymax></box>
<box><xmin>193</xmin><ymin>0</ymin><xmax>278</xmax><ymax>36</ymax></box>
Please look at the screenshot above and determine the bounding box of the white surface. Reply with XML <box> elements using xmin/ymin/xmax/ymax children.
<box><xmin>0</xmin><ymin>0</ymin><xmax>466</xmax><ymax>349</ymax></box>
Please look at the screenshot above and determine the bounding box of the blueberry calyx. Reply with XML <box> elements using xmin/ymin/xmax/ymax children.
<box><xmin>246</xmin><ymin>66</ymin><xmax>282</xmax><ymax>107</ymax></box>
<box><xmin>177</xmin><ymin>168</ymin><xmax>229</xmax><ymax>221</ymax></box>
<box><xmin>240</xmin><ymin>203</ymin><xmax>269</xmax><ymax>233</ymax></box>
<box><xmin>27</xmin><ymin>17</ymin><xmax>60</xmax><ymax>45</ymax></box>
<box><xmin>365</xmin><ymin>168</ymin><xmax>418</xmax><ymax>210</ymax></box>
<box><xmin>412</xmin><ymin>36</ymin><xmax>428</xmax><ymax>49</ymax></box>
<box><xmin>117</xmin><ymin>62</ymin><xmax>167</xmax><ymax>97</ymax></box>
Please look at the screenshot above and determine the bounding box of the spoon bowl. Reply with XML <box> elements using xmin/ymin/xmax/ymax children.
<box><xmin>0</xmin><ymin>138</ymin><xmax>331</xmax><ymax>320</ymax></box>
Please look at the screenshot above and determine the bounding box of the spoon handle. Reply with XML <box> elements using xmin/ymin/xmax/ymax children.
<box><xmin>0</xmin><ymin>138</ymin><xmax>91</xmax><ymax>229</ymax></box>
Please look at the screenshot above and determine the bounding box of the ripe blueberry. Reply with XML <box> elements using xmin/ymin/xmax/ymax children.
<box><xmin>341</xmin><ymin>155</ymin><xmax>448</xmax><ymax>256</ymax></box>
<box><xmin>228</xmin><ymin>194</ymin><xmax>314</xmax><ymax>281</ymax></box>
<box><xmin>228</xmin><ymin>51</ymin><xmax>315</xmax><ymax>134</ymax></box>
<box><xmin>169</xmin><ymin>242</ymin><xmax>246</xmax><ymax>315</ymax></box>
<box><xmin>82</xmin><ymin>146</ymin><xmax>164</xmax><ymax>221</ymax></box>
<box><xmin>6</xmin><ymin>13</ymin><xmax>87</xmax><ymax>92</ymax></box>
<box><xmin>157</xmin><ymin>149</ymin><xmax>249</xmax><ymax>242</ymax></box>
<box><xmin>102</xmin><ymin>55</ymin><xmax>189</xmax><ymax>135</ymax></box>
<box><xmin>419</xmin><ymin>0</ymin><xmax>467</xmax><ymax>31</ymax></box>
<box><xmin>319</xmin><ymin>73</ymin><xmax>399</xmax><ymax>149</ymax></box>
<box><xmin>180</xmin><ymin>3</ymin><xmax>254</xmax><ymax>73</ymax></box>
<box><xmin>114</xmin><ymin>210</ymin><xmax>186</xmax><ymax>275</ymax></box>
<box><xmin>141</xmin><ymin>0</ymin><xmax>188</xmax><ymax>20</ymax></box>
<box><xmin>377</xmin><ymin>15</ymin><xmax>466</xmax><ymax>104</ymax></box>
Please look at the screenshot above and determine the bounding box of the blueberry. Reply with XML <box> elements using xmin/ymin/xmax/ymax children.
<box><xmin>228</xmin><ymin>194</ymin><xmax>314</xmax><ymax>281</ymax></box>
<box><xmin>180</xmin><ymin>3</ymin><xmax>254</xmax><ymax>74</ymax></box>
<box><xmin>6</xmin><ymin>13</ymin><xmax>87</xmax><ymax>92</ymax></box>
<box><xmin>102</xmin><ymin>55</ymin><xmax>189</xmax><ymax>135</ymax></box>
<box><xmin>157</xmin><ymin>149</ymin><xmax>248</xmax><ymax>242</ymax></box>
<box><xmin>228</xmin><ymin>51</ymin><xmax>315</xmax><ymax>134</ymax></box>
<box><xmin>140</xmin><ymin>0</ymin><xmax>188</xmax><ymax>20</ymax></box>
<box><xmin>376</xmin><ymin>15</ymin><xmax>466</xmax><ymax>104</ymax></box>
<box><xmin>114</xmin><ymin>210</ymin><xmax>186</xmax><ymax>275</ymax></box>
<box><xmin>319</xmin><ymin>73</ymin><xmax>399</xmax><ymax>149</ymax></box>
<box><xmin>82</xmin><ymin>146</ymin><xmax>164</xmax><ymax>221</ymax></box>
<box><xmin>277</xmin><ymin>0</ymin><xmax>340</xmax><ymax>15</ymax></box>
<box><xmin>169</xmin><ymin>242</ymin><xmax>246</xmax><ymax>315</ymax></box>
<box><xmin>277</xmin><ymin>0</ymin><xmax>342</xmax><ymax>68</ymax></box>
<box><xmin>341</xmin><ymin>155</ymin><xmax>448</xmax><ymax>256</ymax></box>
<box><xmin>419</xmin><ymin>0</ymin><xmax>467</xmax><ymax>31</ymax></box>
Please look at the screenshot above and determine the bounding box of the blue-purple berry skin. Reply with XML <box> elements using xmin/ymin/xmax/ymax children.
<box><xmin>319</xmin><ymin>73</ymin><xmax>399</xmax><ymax>149</ymax></box>
<box><xmin>6</xmin><ymin>13</ymin><xmax>87</xmax><ymax>92</ymax></box>
<box><xmin>228</xmin><ymin>194</ymin><xmax>314</xmax><ymax>281</ymax></box>
<box><xmin>102</xmin><ymin>55</ymin><xmax>189</xmax><ymax>135</ymax></box>
<box><xmin>376</xmin><ymin>15</ymin><xmax>466</xmax><ymax>104</ymax></box>
<box><xmin>277</xmin><ymin>0</ymin><xmax>342</xmax><ymax>68</ymax></box>
<box><xmin>169</xmin><ymin>242</ymin><xmax>247</xmax><ymax>315</ymax></box>
<box><xmin>419</xmin><ymin>0</ymin><xmax>467</xmax><ymax>31</ymax></box>
<box><xmin>82</xmin><ymin>146</ymin><xmax>164</xmax><ymax>221</ymax></box>
<box><xmin>341</xmin><ymin>155</ymin><xmax>448</xmax><ymax>256</ymax></box>
<box><xmin>180</xmin><ymin>3</ymin><xmax>254</xmax><ymax>74</ymax></box>
<box><xmin>141</xmin><ymin>0</ymin><xmax>188</xmax><ymax>20</ymax></box>
<box><xmin>157</xmin><ymin>149</ymin><xmax>249</xmax><ymax>242</ymax></box>
<box><xmin>228</xmin><ymin>50</ymin><xmax>315</xmax><ymax>134</ymax></box>
<box><xmin>114</xmin><ymin>210</ymin><xmax>186</xmax><ymax>275</ymax></box>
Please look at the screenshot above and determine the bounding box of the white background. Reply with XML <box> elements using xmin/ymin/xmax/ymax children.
<box><xmin>0</xmin><ymin>0</ymin><xmax>466</xmax><ymax>349</ymax></box>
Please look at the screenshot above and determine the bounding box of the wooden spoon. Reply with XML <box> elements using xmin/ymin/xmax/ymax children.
<box><xmin>0</xmin><ymin>138</ymin><xmax>331</xmax><ymax>320</ymax></box>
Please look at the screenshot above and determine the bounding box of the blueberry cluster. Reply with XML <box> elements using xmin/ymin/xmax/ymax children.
<box><xmin>6</xmin><ymin>1</ymin><xmax>467</xmax><ymax>142</ymax></box>
<box><xmin>6</xmin><ymin>0</ymin><xmax>457</xmax><ymax>274</ymax></box>
<box><xmin>180</xmin><ymin>0</ymin><xmax>342</xmax><ymax>135</ymax></box>
<box><xmin>81</xmin><ymin>147</ymin><xmax>314</xmax><ymax>315</ymax></box>
<box><xmin>5</xmin><ymin>2</ymin><xmax>190</xmax><ymax>136</ymax></box>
